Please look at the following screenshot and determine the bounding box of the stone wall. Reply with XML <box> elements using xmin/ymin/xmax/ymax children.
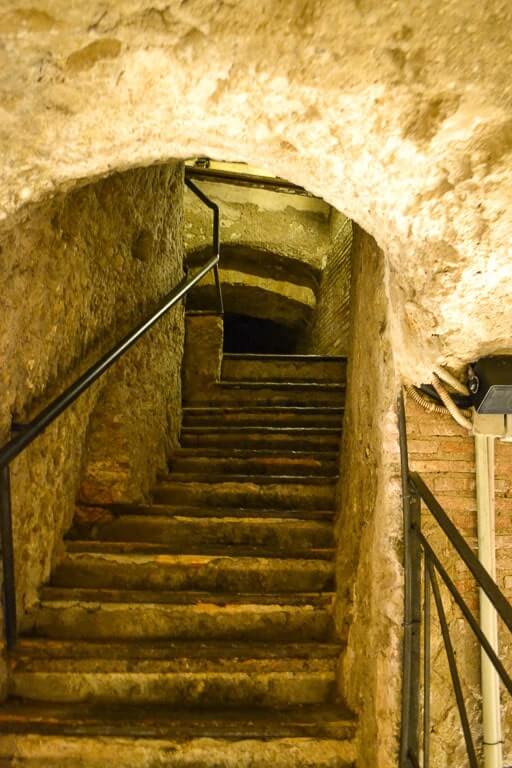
<box><xmin>336</xmin><ymin>225</ymin><xmax>403</xmax><ymax>768</ymax></box>
<box><xmin>301</xmin><ymin>212</ymin><xmax>352</xmax><ymax>354</ymax></box>
<box><xmin>406</xmin><ymin>398</ymin><xmax>512</xmax><ymax>767</ymax></box>
<box><xmin>0</xmin><ymin>163</ymin><xmax>185</xmax><ymax>622</ymax></box>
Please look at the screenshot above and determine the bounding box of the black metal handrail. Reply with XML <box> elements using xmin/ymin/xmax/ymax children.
<box><xmin>398</xmin><ymin>392</ymin><xmax>512</xmax><ymax>767</ymax></box>
<box><xmin>185</xmin><ymin>178</ymin><xmax>224</xmax><ymax>315</ymax></box>
<box><xmin>0</xmin><ymin>178</ymin><xmax>224</xmax><ymax>650</ymax></box>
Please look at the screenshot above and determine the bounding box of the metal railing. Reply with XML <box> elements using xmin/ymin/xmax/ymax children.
<box><xmin>0</xmin><ymin>178</ymin><xmax>223</xmax><ymax>650</ymax></box>
<box><xmin>398</xmin><ymin>392</ymin><xmax>512</xmax><ymax>767</ymax></box>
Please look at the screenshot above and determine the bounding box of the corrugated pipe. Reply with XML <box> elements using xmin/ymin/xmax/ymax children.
<box><xmin>433</xmin><ymin>364</ymin><xmax>470</xmax><ymax>396</ymax></box>
<box><xmin>406</xmin><ymin>385</ymin><xmax>448</xmax><ymax>415</ymax></box>
<box><xmin>431</xmin><ymin>375</ymin><xmax>473</xmax><ymax>431</ymax></box>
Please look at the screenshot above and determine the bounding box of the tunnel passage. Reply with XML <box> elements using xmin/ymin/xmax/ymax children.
<box><xmin>222</xmin><ymin>312</ymin><xmax>300</xmax><ymax>353</ymax></box>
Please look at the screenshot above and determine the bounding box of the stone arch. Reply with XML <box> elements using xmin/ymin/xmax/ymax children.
<box><xmin>186</xmin><ymin>243</ymin><xmax>319</xmax><ymax>329</ymax></box>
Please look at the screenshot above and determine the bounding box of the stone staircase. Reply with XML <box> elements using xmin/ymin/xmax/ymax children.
<box><xmin>0</xmin><ymin>353</ymin><xmax>356</xmax><ymax>767</ymax></box>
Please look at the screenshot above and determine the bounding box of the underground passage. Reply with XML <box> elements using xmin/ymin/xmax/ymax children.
<box><xmin>0</xmin><ymin>3</ymin><xmax>512</xmax><ymax>767</ymax></box>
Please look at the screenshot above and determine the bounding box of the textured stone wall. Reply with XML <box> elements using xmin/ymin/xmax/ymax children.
<box><xmin>336</xmin><ymin>225</ymin><xmax>403</xmax><ymax>768</ymax></box>
<box><xmin>406</xmin><ymin>398</ymin><xmax>512</xmax><ymax>767</ymax></box>
<box><xmin>301</xmin><ymin>212</ymin><xmax>352</xmax><ymax>354</ymax></box>
<box><xmin>0</xmin><ymin>163</ymin><xmax>185</xmax><ymax>620</ymax></box>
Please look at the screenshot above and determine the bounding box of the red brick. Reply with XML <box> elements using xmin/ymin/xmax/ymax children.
<box><xmin>411</xmin><ymin>459</ymin><xmax>475</xmax><ymax>474</ymax></box>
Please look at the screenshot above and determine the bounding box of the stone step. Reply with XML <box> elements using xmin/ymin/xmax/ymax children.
<box><xmin>22</xmin><ymin>598</ymin><xmax>334</xmax><ymax>643</ymax></box>
<box><xmin>12</xmin><ymin>638</ymin><xmax>342</xmax><ymax>662</ymax></box>
<box><xmin>77</xmin><ymin>502</ymin><xmax>334</xmax><ymax>522</ymax></box>
<box><xmin>39</xmin><ymin>588</ymin><xmax>335</xmax><ymax>607</ymax></box>
<box><xmin>65</xmin><ymin>540</ymin><xmax>334</xmax><ymax>560</ymax></box>
<box><xmin>153</xmin><ymin>479</ymin><xmax>335</xmax><ymax>509</ymax></box>
<box><xmin>166</xmin><ymin>472</ymin><xmax>337</xmax><ymax>485</ymax></box>
<box><xmin>0</xmin><ymin>702</ymin><xmax>355</xmax><ymax>740</ymax></box>
<box><xmin>10</xmin><ymin>651</ymin><xmax>338</xmax><ymax>709</ymax></box>
<box><xmin>51</xmin><ymin>552</ymin><xmax>334</xmax><ymax>593</ymax></box>
<box><xmin>179</xmin><ymin>427</ymin><xmax>341</xmax><ymax>451</ymax></box>
<box><xmin>0</xmin><ymin>733</ymin><xmax>357</xmax><ymax>767</ymax></box>
<box><xmin>170</xmin><ymin>451</ymin><xmax>338</xmax><ymax>477</ymax></box>
<box><xmin>221</xmin><ymin>354</ymin><xmax>346</xmax><ymax>384</ymax></box>
<box><xmin>182</xmin><ymin>406</ymin><xmax>344</xmax><ymax>428</ymax></box>
<box><xmin>68</xmin><ymin>511</ymin><xmax>334</xmax><ymax>549</ymax></box>
<box><xmin>185</xmin><ymin>381</ymin><xmax>345</xmax><ymax>407</ymax></box>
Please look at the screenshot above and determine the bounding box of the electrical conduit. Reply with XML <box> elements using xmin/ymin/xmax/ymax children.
<box><xmin>475</xmin><ymin>435</ymin><xmax>503</xmax><ymax>768</ymax></box>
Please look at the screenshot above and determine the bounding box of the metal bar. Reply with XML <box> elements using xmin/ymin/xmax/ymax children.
<box><xmin>0</xmin><ymin>255</ymin><xmax>219</xmax><ymax>470</ymax></box>
<box><xmin>213</xmin><ymin>264</ymin><xmax>224</xmax><ymax>315</ymax></box>
<box><xmin>420</xmin><ymin>532</ymin><xmax>512</xmax><ymax>697</ymax></box>
<box><xmin>410</xmin><ymin>472</ymin><xmax>512</xmax><ymax>633</ymax></box>
<box><xmin>428</xmin><ymin>560</ymin><xmax>479</xmax><ymax>768</ymax></box>
<box><xmin>185</xmin><ymin>178</ymin><xmax>224</xmax><ymax>314</ymax></box>
<box><xmin>0</xmin><ymin>465</ymin><xmax>16</xmax><ymax>649</ymax></box>
<box><xmin>398</xmin><ymin>391</ymin><xmax>421</xmax><ymax>767</ymax></box>
<box><xmin>423</xmin><ymin>552</ymin><xmax>431</xmax><ymax>768</ymax></box>
<box><xmin>185</xmin><ymin>166</ymin><xmax>317</xmax><ymax>197</ymax></box>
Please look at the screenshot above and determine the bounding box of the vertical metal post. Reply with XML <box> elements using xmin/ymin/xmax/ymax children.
<box><xmin>185</xmin><ymin>177</ymin><xmax>224</xmax><ymax>315</ymax></box>
<box><xmin>423</xmin><ymin>553</ymin><xmax>431</xmax><ymax>768</ymax></box>
<box><xmin>398</xmin><ymin>390</ymin><xmax>422</xmax><ymax>767</ymax></box>
<box><xmin>213</xmin><ymin>266</ymin><xmax>224</xmax><ymax>315</ymax></box>
<box><xmin>0</xmin><ymin>464</ymin><xmax>16</xmax><ymax>649</ymax></box>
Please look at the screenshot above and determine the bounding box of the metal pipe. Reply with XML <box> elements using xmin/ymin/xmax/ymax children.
<box><xmin>475</xmin><ymin>435</ymin><xmax>503</xmax><ymax>768</ymax></box>
<box><xmin>0</xmin><ymin>465</ymin><xmax>16</xmax><ymax>649</ymax></box>
<box><xmin>0</xmin><ymin>255</ymin><xmax>219</xmax><ymax>470</ymax></box>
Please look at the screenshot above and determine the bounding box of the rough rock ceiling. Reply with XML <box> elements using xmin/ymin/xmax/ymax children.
<box><xmin>1</xmin><ymin>0</ymin><xmax>511</xmax><ymax>380</ymax></box>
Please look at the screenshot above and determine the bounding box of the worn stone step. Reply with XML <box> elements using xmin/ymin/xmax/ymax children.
<box><xmin>22</xmin><ymin>599</ymin><xmax>334</xmax><ymax>643</ymax></box>
<box><xmin>221</xmin><ymin>354</ymin><xmax>347</xmax><ymax>384</ymax></box>
<box><xmin>12</xmin><ymin>638</ymin><xmax>342</xmax><ymax>662</ymax></box>
<box><xmin>67</xmin><ymin>512</ymin><xmax>334</xmax><ymax>549</ymax></box>
<box><xmin>0</xmin><ymin>733</ymin><xmax>357</xmax><ymax>767</ymax></box>
<box><xmin>0</xmin><ymin>702</ymin><xmax>356</xmax><ymax>741</ymax></box>
<box><xmin>39</xmin><ymin>589</ymin><xmax>335</xmax><ymax>608</ymax></box>
<box><xmin>10</xmin><ymin>653</ymin><xmax>338</xmax><ymax>709</ymax></box>
<box><xmin>10</xmin><ymin>655</ymin><xmax>338</xmax><ymax>705</ymax></box>
<box><xmin>77</xmin><ymin>502</ymin><xmax>334</xmax><ymax>522</ymax></box>
<box><xmin>180</xmin><ymin>427</ymin><xmax>341</xmax><ymax>451</ymax></box>
<box><xmin>51</xmin><ymin>552</ymin><xmax>335</xmax><ymax>593</ymax></box>
<box><xmin>170</xmin><ymin>451</ymin><xmax>339</xmax><ymax>477</ymax></box>
<box><xmin>182</xmin><ymin>406</ymin><xmax>344</xmax><ymax>428</ymax></box>
<box><xmin>172</xmin><ymin>447</ymin><xmax>339</xmax><ymax>459</ymax></box>
<box><xmin>153</xmin><ymin>479</ymin><xmax>336</xmax><ymax>509</ymax></box>
<box><xmin>166</xmin><ymin>473</ymin><xmax>337</xmax><ymax>485</ymax></box>
<box><xmin>185</xmin><ymin>381</ymin><xmax>345</xmax><ymax>407</ymax></box>
<box><xmin>65</xmin><ymin>540</ymin><xmax>334</xmax><ymax>560</ymax></box>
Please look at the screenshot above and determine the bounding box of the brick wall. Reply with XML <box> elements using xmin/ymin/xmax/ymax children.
<box><xmin>301</xmin><ymin>211</ymin><xmax>352</xmax><ymax>354</ymax></box>
<box><xmin>406</xmin><ymin>397</ymin><xmax>512</xmax><ymax>765</ymax></box>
